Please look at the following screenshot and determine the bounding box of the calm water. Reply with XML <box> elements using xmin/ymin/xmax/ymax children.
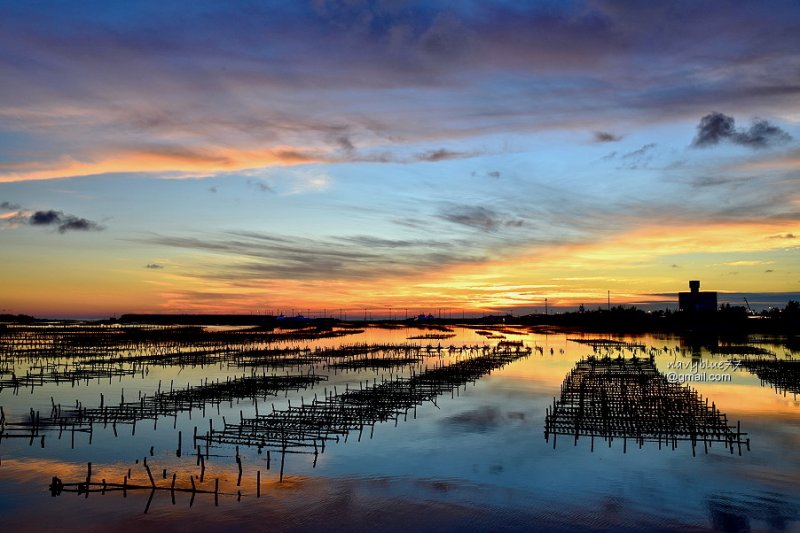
<box><xmin>0</xmin><ymin>324</ymin><xmax>798</xmax><ymax>532</ymax></box>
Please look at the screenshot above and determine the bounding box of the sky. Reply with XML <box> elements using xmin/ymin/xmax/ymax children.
<box><xmin>1</xmin><ymin>0</ymin><xmax>799</xmax><ymax>317</ymax></box>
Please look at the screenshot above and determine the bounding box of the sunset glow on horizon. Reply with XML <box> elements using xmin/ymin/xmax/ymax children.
<box><xmin>1</xmin><ymin>1</ymin><xmax>799</xmax><ymax>317</ymax></box>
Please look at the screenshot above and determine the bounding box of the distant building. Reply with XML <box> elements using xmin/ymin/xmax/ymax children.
<box><xmin>678</xmin><ymin>280</ymin><xmax>717</xmax><ymax>312</ymax></box>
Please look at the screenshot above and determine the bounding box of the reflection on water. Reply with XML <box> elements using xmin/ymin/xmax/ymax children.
<box><xmin>1</xmin><ymin>324</ymin><xmax>799</xmax><ymax>531</ymax></box>
<box><xmin>202</xmin><ymin>344</ymin><xmax>530</xmax><ymax>479</ymax></box>
<box><xmin>709</xmin><ymin>492</ymin><xmax>799</xmax><ymax>532</ymax></box>
<box><xmin>738</xmin><ymin>359</ymin><xmax>800</xmax><ymax>399</ymax></box>
<box><xmin>2</xmin><ymin>373</ymin><xmax>325</xmax><ymax>442</ymax></box>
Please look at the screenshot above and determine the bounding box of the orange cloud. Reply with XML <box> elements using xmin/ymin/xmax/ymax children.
<box><xmin>0</xmin><ymin>145</ymin><xmax>325</xmax><ymax>183</ymax></box>
<box><xmin>0</xmin><ymin>210</ymin><xmax>23</xmax><ymax>219</ymax></box>
<box><xmin>559</xmin><ymin>221</ymin><xmax>799</xmax><ymax>262</ymax></box>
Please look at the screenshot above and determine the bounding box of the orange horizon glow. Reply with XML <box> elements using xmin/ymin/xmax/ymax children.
<box><xmin>2</xmin><ymin>217</ymin><xmax>797</xmax><ymax>317</ymax></box>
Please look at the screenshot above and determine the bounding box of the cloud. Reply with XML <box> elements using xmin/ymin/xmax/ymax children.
<box><xmin>336</xmin><ymin>235</ymin><xmax>454</xmax><ymax>249</ymax></box>
<box><xmin>621</xmin><ymin>143</ymin><xmax>656</xmax><ymax>159</ymax></box>
<box><xmin>56</xmin><ymin>217</ymin><xmax>99</xmax><ymax>233</ymax></box>
<box><xmin>739</xmin><ymin>149</ymin><xmax>800</xmax><ymax>172</ymax></box>
<box><xmin>691</xmin><ymin>112</ymin><xmax>735</xmax><ymax>147</ymax></box>
<box><xmin>692</xmin><ymin>112</ymin><xmax>792</xmax><ymax>149</ymax></box>
<box><xmin>414</xmin><ymin>149</ymin><xmax>474</xmax><ymax>162</ymax></box>
<box><xmin>437</xmin><ymin>204</ymin><xmax>525</xmax><ymax>232</ymax></box>
<box><xmin>242</xmin><ymin>169</ymin><xmax>332</xmax><ymax>195</ymax></box>
<box><xmin>337</xmin><ymin>147</ymin><xmax>480</xmax><ymax>165</ymax></box>
<box><xmin>29</xmin><ymin>210</ymin><xmax>61</xmax><ymax>225</ymax></box>
<box><xmin>145</xmin><ymin>263</ymin><xmax>164</xmax><ymax>269</ymax></box>
<box><xmin>736</xmin><ymin>119</ymin><xmax>793</xmax><ymax>148</ymax></box>
<box><xmin>2</xmin><ymin>3</ymin><xmax>800</xmax><ymax>185</ymax></box>
<box><xmin>0</xmin><ymin>146</ymin><xmax>325</xmax><ymax>183</ymax></box>
<box><xmin>27</xmin><ymin>210</ymin><xmax>104</xmax><ymax>233</ymax></box>
<box><xmin>287</xmin><ymin>171</ymin><xmax>331</xmax><ymax>194</ymax></box>
<box><xmin>248</xmin><ymin>179</ymin><xmax>275</xmax><ymax>193</ymax></box>
<box><xmin>131</xmin><ymin>229</ymin><xmax>485</xmax><ymax>282</ymax></box>
<box><xmin>0</xmin><ymin>201</ymin><xmax>29</xmax><ymax>229</ymax></box>
<box><xmin>593</xmin><ymin>131</ymin><xmax>621</xmax><ymax>143</ymax></box>
<box><xmin>770</xmin><ymin>233</ymin><xmax>796</xmax><ymax>239</ymax></box>
<box><xmin>438</xmin><ymin>205</ymin><xmax>502</xmax><ymax>231</ymax></box>
<box><xmin>335</xmin><ymin>135</ymin><xmax>355</xmax><ymax>153</ymax></box>
<box><xmin>617</xmin><ymin>143</ymin><xmax>656</xmax><ymax>169</ymax></box>
<box><xmin>722</xmin><ymin>260</ymin><xmax>774</xmax><ymax>267</ymax></box>
<box><xmin>690</xmin><ymin>175</ymin><xmax>757</xmax><ymax>189</ymax></box>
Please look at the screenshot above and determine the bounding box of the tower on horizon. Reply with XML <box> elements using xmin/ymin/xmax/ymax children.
<box><xmin>678</xmin><ymin>280</ymin><xmax>717</xmax><ymax>312</ymax></box>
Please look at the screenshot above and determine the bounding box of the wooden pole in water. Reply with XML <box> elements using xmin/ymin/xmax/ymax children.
<box><xmin>143</xmin><ymin>458</ymin><xmax>156</xmax><ymax>488</ymax></box>
<box><xmin>279</xmin><ymin>446</ymin><xmax>286</xmax><ymax>482</ymax></box>
<box><xmin>737</xmin><ymin>421</ymin><xmax>742</xmax><ymax>456</ymax></box>
<box><xmin>236</xmin><ymin>446</ymin><xmax>243</xmax><ymax>486</ymax></box>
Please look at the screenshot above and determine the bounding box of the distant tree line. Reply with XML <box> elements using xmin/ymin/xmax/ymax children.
<box><xmin>514</xmin><ymin>300</ymin><xmax>799</xmax><ymax>334</ymax></box>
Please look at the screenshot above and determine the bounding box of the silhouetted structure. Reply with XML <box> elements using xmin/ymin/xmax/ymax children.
<box><xmin>199</xmin><ymin>345</ymin><xmax>531</xmax><ymax>477</ymax></box>
<box><xmin>0</xmin><ymin>340</ymin><xmax>512</xmax><ymax>444</ymax></box>
<box><xmin>679</xmin><ymin>280</ymin><xmax>717</xmax><ymax>312</ymax></box>
<box><xmin>544</xmin><ymin>356</ymin><xmax>748</xmax><ymax>454</ymax></box>
<box><xmin>0</xmin><ymin>373</ymin><xmax>326</xmax><ymax>445</ymax></box>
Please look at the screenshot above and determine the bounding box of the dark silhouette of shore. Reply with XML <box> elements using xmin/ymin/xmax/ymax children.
<box><xmin>2</xmin><ymin>301</ymin><xmax>797</xmax><ymax>336</ymax></box>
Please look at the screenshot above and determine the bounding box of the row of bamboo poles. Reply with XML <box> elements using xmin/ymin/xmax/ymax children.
<box><xmin>544</xmin><ymin>355</ymin><xmax>749</xmax><ymax>455</ymax></box>
<box><xmin>200</xmin><ymin>346</ymin><xmax>533</xmax><ymax>470</ymax></box>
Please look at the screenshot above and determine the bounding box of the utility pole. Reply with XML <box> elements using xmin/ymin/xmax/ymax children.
<box><xmin>607</xmin><ymin>290</ymin><xmax>611</xmax><ymax>311</ymax></box>
<box><xmin>545</xmin><ymin>298</ymin><xmax>548</xmax><ymax>316</ymax></box>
